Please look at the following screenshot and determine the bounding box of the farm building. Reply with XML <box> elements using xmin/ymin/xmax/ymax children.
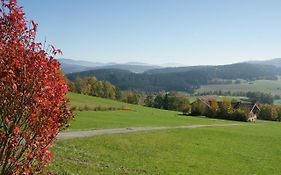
<box><xmin>231</xmin><ymin>102</ymin><xmax>260</xmax><ymax>122</ymax></box>
<box><xmin>196</xmin><ymin>96</ymin><xmax>260</xmax><ymax>122</ymax></box>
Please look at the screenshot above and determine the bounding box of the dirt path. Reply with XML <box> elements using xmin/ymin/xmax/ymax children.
<box><xmin>57</xmin><ymin>123</ymin><xmax>240</xmax><ymax>140</ymax></box>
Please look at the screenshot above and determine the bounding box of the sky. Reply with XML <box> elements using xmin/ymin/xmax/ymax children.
<box><xmin>19</xmin><ymin>0</ymin><xmax>281</xmax><ymax>66</ymax></box>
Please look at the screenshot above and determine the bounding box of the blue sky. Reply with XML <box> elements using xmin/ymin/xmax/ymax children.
<box><xmin>19</xmin><ymin>0</ymin><xmax>281</xmax><ymax>66</ymax></box>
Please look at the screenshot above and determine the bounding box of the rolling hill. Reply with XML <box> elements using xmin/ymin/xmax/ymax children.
<box><xmin>66</xmin><ymin>92</ymin><xmax>229</xmax><ymax>130</ymax></box>
<box><xmin>58</xmin><ymin>58</ymin><xmax>160</xmax><ymax>74</ymax></box>
<box><xmin>66</xmin><ymin>63</ymin><xmax>280</xmax><ymax>93</ymax></box>
<box><xmin>48</xmin><ymin>93</ymin><xmax>281</xmax><ymax>174</ymax></box>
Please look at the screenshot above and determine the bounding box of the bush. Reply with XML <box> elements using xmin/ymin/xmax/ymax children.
<box><xmin>144</xmin><ymin>95</ymin><xmax>155</xmax><ymax>107</ymax></box>
<box><xmin>70</xmin><ymin>106</ymin><xmax>77</xmax><ymax>111</ymax></box>
<box><xmin>246</xmin><ymin>92</ymin><xmax>273</xmax><ymax>104</ymax></box>
<box><xmin>216</xmin><ymin>100</ymin><xmax>232</xmax><ymax>120</ymax></box>
<box><xmin>205</xmin><ymin>107</ymin><xmax>217</xmax><ymax>118</ymax></box>
<box><xmin>259</xmin><ymin>104</ymin><xmax>278</xmax><ymax>121</ymax></box>
<box><xmin>122</xmin><ymin>91</ymin><xmax>140</xmax><ymax>104</ymax></box>
<box><xmin>230</xmin><ymin>109</ymin><xmax>249</xmax><ymax>122</ymax></box>
<box><xmin>205</xmin><ymin>100</ymin><xmax>218</xmax><ymax>118</ymax></box>
<box><xmin>72</xmin><ymin>105</ymin><xmax>131</xmax><ymax>111</ymax></box>
<box><xmin>276</xmin><ymin>106</ymin><xmax>281</xmax><ymax>122</ymax></box>
<box><xmin>182</xmin><ymin>106</ymin><xmax>191</xmax><ymax>115</ymax></box>
<box><xmin>83</xmin><ymin>105</ymin><xmax>90</xmax><ymax>111</ymax></box>
<box><xmin>191</xmin><ymin>100</ymin><xmax>207</xmax><ymax>116</ymax></box>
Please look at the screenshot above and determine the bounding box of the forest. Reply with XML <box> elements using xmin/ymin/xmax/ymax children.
<box><xmin>67</xmin><ymin>63</ymin><xmax>280</xmax><ymax>93</ymax></box>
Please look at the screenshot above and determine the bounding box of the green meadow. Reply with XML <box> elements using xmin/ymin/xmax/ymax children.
<box><xmin>66</xmin><ymin>93</ymin><xmax>232</xmax><ymax>131</ymax></box>
<box><xmin>48</xmin><ymin>93</ymin><xmax>281</xmax><ymax>174</ymax></box>
<box><xmin>197</xmin><ymin>78</ymin><xmax>281</xmax><ymax>96</ymax></box>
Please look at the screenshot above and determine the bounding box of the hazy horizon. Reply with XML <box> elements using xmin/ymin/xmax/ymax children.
<box><xmin>20</xmin><ymin>0</ymin><xmax>281</xmax><ymax>65</ymax></box>
<box><xmin>59</xmin><ymin>57</ymin><xmax>281</xmax><ymax>67</ymax></box>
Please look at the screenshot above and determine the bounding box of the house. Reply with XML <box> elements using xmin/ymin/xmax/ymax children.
<box><xmin>195</xmin><ymin>96</ymin><xmax>260</xmax><ymax>122</ymax></box>
<box><xmin>231</xmin><ymin>102</ymin><xmax>260</xmax><ymax>122</ymax></box>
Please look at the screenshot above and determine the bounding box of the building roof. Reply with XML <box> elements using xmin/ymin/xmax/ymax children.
<box><xmin>196</xmin><ymin>96</ymin><xmax>260</xmax><ymax>114</ymax></box>
<box><xmin>231</xmin><ymin>102</ymin><xmax>260</xmax><ymax>113</ymax></box>
<box><xmin>197</xmin><ymin>96</ymin><xmax>217</xmax><ymax>108</ymax></box>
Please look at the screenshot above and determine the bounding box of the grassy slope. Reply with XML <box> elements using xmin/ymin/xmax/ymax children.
<box><xmin>48</xmin><ymin>93</ymin><xmax>281</xmax><ymax>174</ymax></box>
<box><xmin>49</xmin><ymin>121</ymin><xmax>281</xmax><ymax>175</ymax></box>
<box><xmin>67</xmin><ymin>93</ymin><xmax>233</xmax><ymax>131</ymax></box>
<box><xmin>67</xmin><ymin>92</ymin><xmax>127</xmax><ymax>109</ymax></box>
<box><xmin>197</xmin><ymin>78</ymin><xmax>281</xmax><ymax>96</ymax></box>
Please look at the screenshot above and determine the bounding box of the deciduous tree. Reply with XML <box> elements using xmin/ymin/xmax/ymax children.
<box><xmin>0</xmin><ymin>0</ymin><xmax>73</xmax><ymax>174</ymax></box>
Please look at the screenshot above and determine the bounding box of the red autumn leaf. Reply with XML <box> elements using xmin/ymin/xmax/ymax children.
<box><xmin>31</xmin><ymin>20</ymin><xmax>37</xmax><ymax>31</ymax></box>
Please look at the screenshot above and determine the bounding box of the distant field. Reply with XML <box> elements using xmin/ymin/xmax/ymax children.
<box><xmin>274</xmin><ymin>99</ymin><xmax>281</xmax><ymax>105</ymax></box>
<box><xmin>49</xmin><ymin>121</ymin><xmax>281</xmax><ymax>174</ymax></box>
<box><xmin>66</xmin><ymin>93</ymin><xmax>232</xmax><ymax>131</ymax></box>
<box><xmin>197</xmin><ymin>78</ymin><xmax>281</xmax><ymax>96</ymax></box>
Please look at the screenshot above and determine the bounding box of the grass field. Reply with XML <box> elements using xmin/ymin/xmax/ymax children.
<box><xmin>66</xmin><ymin>93</ymin><xmax>232</xmax><ymax>131</ymax></box>
<box><xmin>49</xmin><ymin>121</ymin><xmax>281</xmax><ymax>175</ymax></box>
<box><xmin>67</xmin><ymin>92</ymin><xmax>128</xmax><ymax>109</ymax></box>
<box><xmin>47</xmin><ymin>93</ymin><xmax>281</xmax><ymax>174</ymax></box>
<box><xmin>197</xmin><ymin>78</ymin><xmax>281</xmax><ymax>96</ymax></box>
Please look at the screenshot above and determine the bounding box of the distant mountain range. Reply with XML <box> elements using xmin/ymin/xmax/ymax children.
<box><xmin>59</xmin><ymin>58</ymin><xmax>281</xmax><ymax>74</ymax></box>
<box><xmin>58</xmin><ymin>58</ymin><xmax>161</xmax><ymax>74</ymax></box>
<box><xmin>62</xmin><ymin>58</ymin><xmax>281</xmax><ymax>93</ymax></box>
<box><xmin>146</xmin><ymin>58</ymin><xmax>281</xmax><ymax>74</ymax></box>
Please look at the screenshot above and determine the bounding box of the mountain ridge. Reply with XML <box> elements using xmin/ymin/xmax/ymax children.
<box><xmin>58</xmin><ymin>58</ymin><xmax>161</xmax><ymax>74</ymax></box>
<box><xmin>246</xmin><ymin>58</ymin><xmax>281</xmax><ymax>67</ymax></box>
<box><xmin>66</xmin><ymin>62</ymin><xmax>280</xmax><ymax>93</ymax></box>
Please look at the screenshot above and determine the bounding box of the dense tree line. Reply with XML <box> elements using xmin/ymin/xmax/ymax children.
<box><xmin>69</xmin><ymin>76</ymin><xmax>140</xmax><ymax>104</ymax></box>
<box><xmin>144</xmin><ymin>92</ymin><xmax>191</xmax><ymax>114</ymax></box>
<box><xmin>259</xmin><ymin>104</ymin><xmax>281</xmax><ymax>121</ymax></box>
<box><xmin>67</xmin><ymin>69</ymin><xmax>202</xmax><ymax>93</ymax></box>
<box><xmin>66</xmin><ymin>63</ymin><xmax>279</xmax><ymax>93</ymax></box>
<box><xmin>197</xmin><ymin>90</ymin><xmax>247</xmax><ymax>96</ymax></box>
<box><xmin>69</xmin><ymin>76</ymin><xmax>120</xmax><ymax>99</ymax></box>
<box><xmin>246</xmin><ymin>92</ymin><xmax>274</xmax><ymax>104</ymax></box>
<box><xmin>191</xmin><ymin>99</ymin><xmax>251</xmax><ymax>122</ymax></box>
<box><xmin>191</xmin><ymin>98</ymin><xmax>281</xmax><ymax>122</ymax></box>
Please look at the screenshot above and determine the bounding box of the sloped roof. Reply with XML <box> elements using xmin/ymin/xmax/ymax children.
<box><xmin>198</xmin><ymin>96</ymin><xmax>217</xmax><ymax>108</ymax></box>
<box><xmin>231</xmin><ymin>102</ymin><xmax>260</xmax><ymax>113</ymax></box>
<box><xmin>197</xmin><ymin>96</ymin><xmax>260</xmax><ymax>114</ymax></box>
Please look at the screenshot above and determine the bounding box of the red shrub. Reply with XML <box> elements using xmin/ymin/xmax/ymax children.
<box><xmin>0</xmin><ymin>0</ymin><xmax>73</xmax><ymax>174</ymax></box>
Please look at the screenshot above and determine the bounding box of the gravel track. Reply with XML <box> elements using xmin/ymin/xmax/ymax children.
<box><xmin>57</xmin><ymin>123</ymin><xmax>240</xmax><ymax>140</ymax></box>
